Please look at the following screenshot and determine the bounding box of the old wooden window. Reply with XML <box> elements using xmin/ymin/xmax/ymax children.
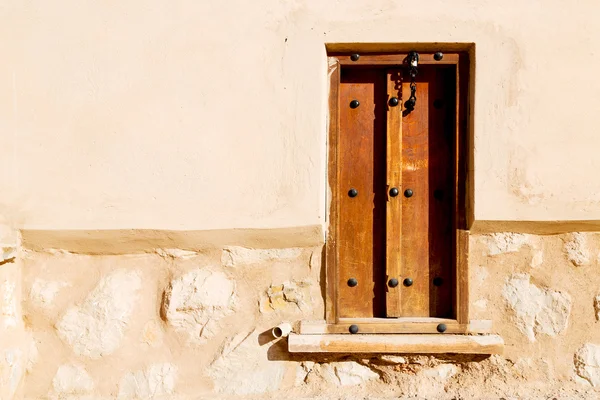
<box><xmin>289</xmin><ymin>47</ymin><xmax>503</xmax><ymax>354</ymax></box>
<box><xmin>324</xmin><ymin>50</ymin><xmax>471</xmax><ymax>334</ymax></box>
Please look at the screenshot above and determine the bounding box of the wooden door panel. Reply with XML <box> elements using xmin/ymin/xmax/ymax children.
<box><xmin>385</xmin><ymin>69</ymin><xmax>403</xmax><ymax>317</ymax></box>
<box><xmin>400</xmin><ymin>73</ymin><xmax>430</xmax><ymax>317</ymax></box>
<box><xmin>427</xmin><ymin>66</ymin><xmax>456</xmax><ymax>318</ymax></box>
<box><xmin>338</xmin><ymin>69</ymin><xmax>386</xmax><ymax>318</ymax></box>
<box><xmin>333</xmin><ymin>57</ymin><xmax>463</xmax><ymax>322</ymax></box>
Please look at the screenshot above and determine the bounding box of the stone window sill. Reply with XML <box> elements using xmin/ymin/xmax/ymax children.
<box><xmin>288</xmin><ymin>333</ymin><xmax>504</xmax><ymax>354</ymax></box>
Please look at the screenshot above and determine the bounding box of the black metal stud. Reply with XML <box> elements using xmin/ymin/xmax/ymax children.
<box><xmin>433</xmin><ymin>277</ymin><xmax>443</xmax><ymax>286</ymax></box>
<box><xmin>348</xmin><ymin>188</ymin><xmax>358</xmax><ymax>197</ymax></box>
<box><xmin>434</xmin><ymin>51</ymin><xmax>444</xmax><ymax>61</ymax></box>
<box><xmin>388</xmin><ymin>278</ymin><xmax>399</xmax><ymax>288</ymax></box>
<box><xmin>350</xmin><ymin>53</ymin><xmax>360</xmax><ymax>61</ymax></box>
<box><xmin>437</xmin><ymin>323</ymin><xmax>447</xmax><ymax>333</ymax></box>
<box><xmin>403</xmin><ymin>277</ymin><xmax>413</xmax><ymax>287</ymax></box>
<box><xmin>389</xmin><ymin>187</ymin><xmax>399</xmax><ymax>197</ymax></box>
<box><xmin>404</xmin><ymin>189</ymin><xmax>413</xmax><ymax>198</ymax></box>
<box><xmin>389</xmin><ymin>97</ymin><xmax>399</xmax><ymax>107</ymax></box>
<box><xmin>347</xmin><ymin>278</ymin><xmax>358</xmax><ymax>287</ymax></box>
<box><xmin>350</xmin><ymin>100</ymin><xmax>360</xmax><ymax>109</ymax></box>
<box><xmin>349</xmin><ymin>324</ymin><xmax>359</xmax><ymax>334</ymax></box>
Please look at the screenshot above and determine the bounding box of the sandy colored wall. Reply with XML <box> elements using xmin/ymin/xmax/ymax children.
<box><xmin>4</xmin><ymin>1</ymin><xmax>600</xmax><ymax>399</ymax></box>
<box><xmin>2</xmin><ymin>230</ymin><xmax>600</xmax><ymax>399</ymax></box>
<box><xmin>2</xmin><ymin>0</ymin><xmax>600</xmax><ymax>231</ymax></box>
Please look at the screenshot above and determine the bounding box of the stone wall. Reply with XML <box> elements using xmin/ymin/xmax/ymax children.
<box><xmin>3</xmin><ymin>231</ymin><xmax>600</xmax><ymax>398</ymax></box>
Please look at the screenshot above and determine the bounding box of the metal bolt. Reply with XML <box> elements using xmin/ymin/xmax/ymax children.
<box><xmin>389</xmin><ymin>97</ymin><xmax>399</xmax><ymax>107</ymax></box>
<box><xmin>388</xmin><ymin>278</ymin><xmax>399</xmax><ymax>288</ymax></box>
<box><xmin>403</xmin><ymin>277</ymin><xmax>413</xmax><ymax>287</ymax></box>
<box><xmin>350</xmin><ymin>100</ymin><xmax>360</xmax><ymax>109</ymax></box>
<box><xmin>437</xmin><ymin>323</ymin><xmax>447</xmax><ymax>333</ymax></box>
<box><xmin>434</xmin><ymin>51</ymin><xmax>444</xmax><ymax>61</ymax></box>
<box><xmin>348</xmin><ymin>188</ymin><xmax>358</xmax><ymax>198</ymax></box>
<box><xmin>349</xmin><ymin>324</ymin><xmax>359</xmax><ymax>334</ymax></box>
<box><xmin>404</xmin><ymin>189</ymin><xmax>413</xmax><ymax>198</ymax></box>
<box><xmin>389</xmin><ymin>187</ymin><xmax>399</xmax><ymax>197</ymax></box>
<box><xmin>350</xmin><ymin>53</ymin><xmax>360</xmax><ymax>61</ymax></box>
<box><xmin>408</xmin><ymin>50</ymin><xmax>419</xmax><ymax>66</ymax></box>
<box><xmin>348</xmin><ymin>278</ymin><xmax>358</xmax><ymax>287</ymax></box>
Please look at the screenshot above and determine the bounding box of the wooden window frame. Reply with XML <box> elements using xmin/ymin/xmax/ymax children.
<box><xmin>324</xmin><ymin>51</ymin><xmax>472</xmax><ymax>334</ymax></box>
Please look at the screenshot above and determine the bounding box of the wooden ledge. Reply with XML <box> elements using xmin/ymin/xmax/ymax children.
<box><xmin>299</xmin><ymin>319</ymin><xmax>493</xmax><ymax>335</ymax></box>
<box><xmin>288</xmin><ymin>333</ymin><xmax>504</xmax><ymax>355</ymax></box>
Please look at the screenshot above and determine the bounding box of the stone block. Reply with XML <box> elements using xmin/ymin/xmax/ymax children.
<box><xmin>162</xmin><ymin>268</ymin><xmax>235</xmax><ymax>344</ymax></box>
<box><xmin>502</xmin><ymin>274</ymin><xmax>571</xmax><ymax>341</ymax></box>
<box><xmin>423</xmin><ymin>364</ymin><xmax>458</xmax><ymax>380</ymax></box>
<box><xmin>29</xmin><ymin>279</ymin><xmax>71</xmax><ymax>310</ymax></box>
<box><xmin>118</xmin><ymin>363</ymin><xmax>177</xmax><ymax>399</ymax></box>
<box><xmin>208</xmin><ymin>331</ymin><xmax>286</xmax><ymax>395</ymax></box>
<box><xmin>564</xmin><ymin>232</ymin><xmax>590</xmax><ymax>267</ymax></box>
<box><xmin>481</xmin><ymin>233</ymin><xmax>531</xmax><ymax>256</ymax></box>
<box><xmin>50</xmin><ymin>363</ymin><xmax>94</xmax><ymax>398</ymax></box>
<box><xmin>259</xmin><ymin>280</ymin><xmax>312</xmax><ymax>313</ymax></box>
<box><xmin>56</xmin><ymin>270</ymin><xmax>142</xmax><ymax>358</ymax></box>
<box><xmin>0</xmin><ymin>348</ymin><xmax>24</xmax><ymax>400</ymax></box>
<box><xmin>575</xmin><ymin>344</ymin><xmax>600</xmax><ymax>387</ymax></box>
<box><xmin>221</xmin><ymin>246</ymin><xmax>302</xmax><ymax>267</ymax></box>
<box><xmin>312</xmin><ymin>362</ymin><xmax>379</xmax><ymax>386</ymax></box>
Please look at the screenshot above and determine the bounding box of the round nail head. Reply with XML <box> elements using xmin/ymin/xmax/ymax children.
<box><xmin>403</xmin><ymin>277</ymin><xmax>413</xmax><ymax>287</ymax></box>
<box><xmin>389</xmin><ymin>97</ymin><xmax>399</xmax><ymax>107</ymax></box>
<box><xmin>388</xmin><ymin>278</ymin><xmax>399</xmax><ymax>288</ymax></box>
<box><xmin>404</xmin><ymin>189</ymin><xmax>413</xmax><ymax>198</ymax></box>
<box><xmin>434</xmin><ymin>51</ymin><xmax>444</xmax><ymax>61</ymax></box>
<box><xmin>349</xmin><ymin>324</ymin><xmax>359</xmax><ymax>334</ymax></box>
<box><xmin>389</xmin><ymin>187</ymin><xmax>399</xmax><ymax>197</ymax></box>
<box><xmin>350</xmin><ymin>53</ymin><xmax>360</xmax><ymax>61</ymax></box>
<box><xmin>348</xmin><ymin>278</ymin><xmax>358</xmax><ymax>287</ymax></box>
<box><xmin>350</xmin><ymin>100</ymin><xmax>360</xmax><ymax>109</ymax></box>
<box><xmin>437</xmin><ymin>323</ymin><xmax>447</xmax><ymax>333</ymax></box>
<box><xmin>348</xmin><ymin>188</ymin><xmax>358</xmax><ymax>198</ymax></box>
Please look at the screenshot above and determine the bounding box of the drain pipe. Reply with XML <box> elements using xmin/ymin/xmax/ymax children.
<box><xmin>272</xmin><ymin>323</ymin><xmax>292</xmax><ymax>338</ymax></box>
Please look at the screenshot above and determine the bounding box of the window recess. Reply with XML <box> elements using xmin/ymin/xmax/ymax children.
<box><xmin>289</xmin><ymin>47</ymin><xmax>503</xmax><ymax>355</ymax></box>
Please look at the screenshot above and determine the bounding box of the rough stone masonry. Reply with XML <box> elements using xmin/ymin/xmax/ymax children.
<box><xmin>4</xmin><ymin>229</ymin><xmax>600</xmax><ymax>398</ymax></box>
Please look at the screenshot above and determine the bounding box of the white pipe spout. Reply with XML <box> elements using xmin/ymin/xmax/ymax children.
<box><xmin>272</xmin><ymin>323</ymin><xmax>292</xmax><ymax>338</ymax></box>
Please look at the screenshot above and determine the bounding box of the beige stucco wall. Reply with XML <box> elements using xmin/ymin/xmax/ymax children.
<box><xmin>4</xmin><ymin>2</ymin><xmax>600</xmax><ymax>399</ymax></box>
<box><xmin>2</xmin><ymin>0</ymin><xmax>600</xmax><ymax>231</ymax></box>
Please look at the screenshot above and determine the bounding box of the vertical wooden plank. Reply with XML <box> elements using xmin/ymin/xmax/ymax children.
<box><xmin>325</xmin><ymin>58</ymin><xmax>340</xmax><ymax>323</ymax></box>
<box><xmin>338</xmin><ymin>69</ymin><xmax>386</xmax><ymax>318</ymax></box>
<box><xmin>451</xmin><ymin>56</ymin><xmax>461</xmax><ymax>322</ymax></box>
<box><xmin>456</xmin><ymin>229</ymin><xmax>470</xmax><ymax>323</ymax></box>
<box><xmin>457</xmin><ymin>53</ymin><xmax>469</xmax><ymax>230</ymax></box>
<box><xmin>456</xmin><ymin>53</ymin><xmax>471</xmax><ymax>323</ymax></box>
<box><xmin>400</xmin><ymin>71</ymin><xmax>430</xmax><ymax>317</ymax></box>
<box><xmin>427</xmin><ymin>66</ymin><xmax>456</xmax><ymax>318</ymax></box>
<box><xmin>386</xmin><ymin>69</ymin><xmax>403</xmax><ymax>317</ymax></box>
<box><xmin>464</xmin><ymin>52</ymin><xmax>474</xmax><ymax>229</ymax></box>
